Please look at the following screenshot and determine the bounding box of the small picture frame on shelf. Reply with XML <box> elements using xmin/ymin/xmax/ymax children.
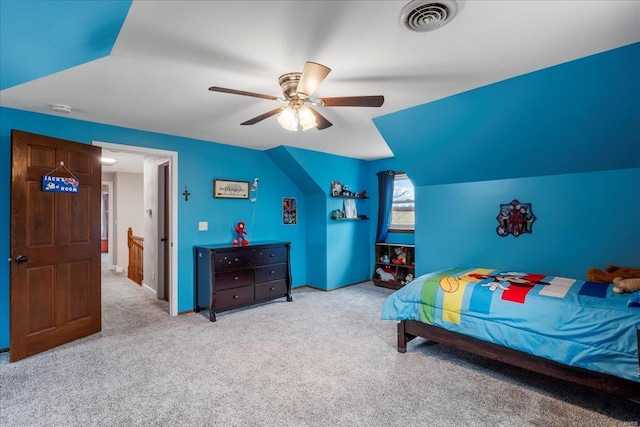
<box><xmin>343</xmin><ymin>199</ymin><xmax>357</xmax><ymax>218</ymax></box>
<box><xmin>331</xmin><ymin>181</ymin><xmax>342</xmax><ymax>197</ymax></box>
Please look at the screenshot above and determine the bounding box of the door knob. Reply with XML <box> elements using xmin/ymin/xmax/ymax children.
<box><xmin>15</xmin><ymin>255</ymin><xmax>28</xmax><ymax>263</ymax></box>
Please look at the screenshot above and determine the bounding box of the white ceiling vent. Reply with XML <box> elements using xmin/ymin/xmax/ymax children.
<box><xmin>399</xmin><ymin>0</ymin><xmax>459</xmax><ymax>32</ymax></box>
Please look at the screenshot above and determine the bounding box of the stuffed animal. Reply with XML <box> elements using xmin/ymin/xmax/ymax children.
<box><xmin>380</xmin><ymin>254</ymin><xmax>390</xmax><ymax>264</ymax></box>
<box><xmin>392</xmin><ymin>247</ymin><xmax>406</xmax><ymax>265</ymax></box>
<box><xmin>612</xmin><ymin>277</ymin><xmax>640</xmax><ymax>294</ymax></box>
<box><xmin>405</xmin><ymin>273</ymin><xmax>414</xmax><ymax>284</ymax></box>
<box><xmin>587</xmin><ymin>265</ymin><xmax>640</xmax><ymax>283</ymax></box>
<box><xmin>376</xmin><ymin>267</ymin><xmax>395</xmax><ymax>282</ymax></box>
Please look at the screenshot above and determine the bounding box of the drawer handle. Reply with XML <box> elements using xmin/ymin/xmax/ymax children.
<box><xmin>234</xmin><ymin>258</ymin><xmax>239</xmax><ymax>262</ymax></box>
<box><xmin>270</xmin><ymin>270</ymin><xmax>275</xmax><ymax>274</ymax></box>
<box><xmin>269</xmin><ymin>253</ymin><xmax>275</xmax><ymax>257</ymax></box>
<box><xmin>270</xmin><ymin>287</ymin><xmax>275</xmax><ymax>291</ymax></box>
<box><xmin>233</xmin><ymin>295</ymin><xmax>239</xmax><ymax>299</ymax></box>
<box><xmin>234</xmin><ymin>276</ymin><xmax>239</xmax><ymax>280</ymax></box>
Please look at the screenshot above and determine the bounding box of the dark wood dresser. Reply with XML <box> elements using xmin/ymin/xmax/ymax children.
<box><xmin>194</xmin><ymin>241</ymin><xmax>292</xmax><ymax>321</ymax></box>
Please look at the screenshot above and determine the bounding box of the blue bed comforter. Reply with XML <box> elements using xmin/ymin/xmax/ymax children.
<box><xmin>381</xmin><ymin>267</ymin><xmax>640</xmax><ymax>382</ymax></box>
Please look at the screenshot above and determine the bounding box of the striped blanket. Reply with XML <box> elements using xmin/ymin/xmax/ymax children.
<box><xmin>381</xmin><ymin>268</ymin><xmax>640</xmax><ymax>382</ymax></box>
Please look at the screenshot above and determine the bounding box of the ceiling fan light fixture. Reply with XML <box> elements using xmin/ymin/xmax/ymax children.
<box><xmin>298</xmin><ymin>106</ymin><xmax>317</xmax><ymax>131</ymax></box>
<box><xmin>277</xmin><ymin>107</ymin><xmax>298</xmax><ymax>131</ymax></box>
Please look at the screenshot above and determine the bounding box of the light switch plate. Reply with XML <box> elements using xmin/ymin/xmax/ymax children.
<box><xmin>198</xmin><ymin>221</ymin><xmax>208</xmax><ymax>231</ymax></box>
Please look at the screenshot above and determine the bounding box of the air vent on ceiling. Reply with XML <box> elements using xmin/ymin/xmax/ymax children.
<box><xmin>399</xmin><ymin>0</ymin><xmax>458</xmax><ymax>32</ymax></box>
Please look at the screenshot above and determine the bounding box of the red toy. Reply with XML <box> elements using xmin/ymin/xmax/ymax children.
<box><xmin>233</xmin><ymin>221</ymin><xmax>249</xmax><ymax>247</ymax></box>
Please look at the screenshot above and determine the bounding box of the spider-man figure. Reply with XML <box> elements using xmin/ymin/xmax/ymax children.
<box><xmin>233</xmin><ymin>221</ymin><xmax>249</xmax><ymax>247</ymax></box>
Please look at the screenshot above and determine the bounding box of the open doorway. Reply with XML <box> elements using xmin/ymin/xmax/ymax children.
<box><xmin>101</xmin><ymin>181</ymin><xmax>114</xmax><ymax>270</ymax></box>
<box><xmin>94</xmin><ymin>141</ymin><xmax>179</xmax><ymax>317</ymax></box>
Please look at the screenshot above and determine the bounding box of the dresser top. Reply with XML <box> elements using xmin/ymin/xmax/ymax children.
<box><xmin>195</xmin><ymin>241</ymin><xmax>290</xmax><ymax>250</ymax></box>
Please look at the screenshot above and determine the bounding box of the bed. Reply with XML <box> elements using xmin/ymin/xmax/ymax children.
<box><xmin>381</xmin><ymin>267</ymin><xmax>640</xmax><ymax>400</ymax></box>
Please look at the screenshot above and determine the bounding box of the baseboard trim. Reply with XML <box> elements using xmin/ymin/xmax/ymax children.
<box><xmin>142</xmin><ymin>283</ymin><xmax>157</xmax><ymax>298</ymax></box>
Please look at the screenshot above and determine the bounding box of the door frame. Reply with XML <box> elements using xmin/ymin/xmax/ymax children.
<box><xmin>93</xmin><ymin>141</ymin><xmax>179</xmax><ymax>316</ymax></box>
<box><xmin>102</xmin><ymin>180</ymin><xmax>114</xmax><ymax>270</ymax></box>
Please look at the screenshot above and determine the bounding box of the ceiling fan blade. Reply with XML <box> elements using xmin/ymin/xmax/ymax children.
<box><xmin>319</xmin><ymin>95</ymin><xmax>385</xmax><ymax>107</ymax></box>
<box><xmin>308</xmin><ymin>107</ymin><xmax>332</xmax><ymax>130</ymax></box>
<box><xmin>240</xmin><ymin>107</ymin><xmax>284</xmax><ymax>126</ymax></box>
<box><xmin>296</xmin><ymin>62</ymin><xmax>331</xmax><ymax>99</ymax></box>
<box><xmin>209</xmin><ymin>86</ymin><xmax>281</xmax><ymax>101</ymax></box>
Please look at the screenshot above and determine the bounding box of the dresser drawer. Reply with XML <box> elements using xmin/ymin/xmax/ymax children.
<box><xmin>255</xmin><ymin>246</ymin><xmax>287</xmax><ymax>265</ymax></box>
<box><xmin>215</xmin><ymin>269</ymin><xmax>254</xmax><ymax>290</ymax></box>
<box><xmin>255</xmin><ymin>280</ymin><xmax>287</xmax><ymax>301</ymax></box>
<box><xmin>255</xmin><ymin>262</ymin><xmax>287</xmax><ymax>283</ymax></box>
<box><xmin>216</xmin><ymin>285</ymin><xmax>254</xmax><ymax>310</ymax></box>
<box><xmin>214</xmin><ymin>251</ymin><xmax>253</xmax><ymax>271</ymax></box>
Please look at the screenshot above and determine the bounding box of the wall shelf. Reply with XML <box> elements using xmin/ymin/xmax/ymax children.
<box><xmin>330</xmin><ymin>195</ymin><xmax>369</xmax><ymax>199</ymax></box>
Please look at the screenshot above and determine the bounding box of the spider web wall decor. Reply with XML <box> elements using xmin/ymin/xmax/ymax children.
<box><xmin>496</xmin><ymin>199</ymin><xmax>536</xmax><ymax>237</ymax></box>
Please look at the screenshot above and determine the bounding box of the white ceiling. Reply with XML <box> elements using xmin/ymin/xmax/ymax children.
<box><xmin>100</xmin><ymin>149</ymin><xmax>145</xmax><ymax>174</ymax></box>
<box><xmin>1</xmin><ymin>1</ymin><xmax>639</xmax><ymax>160</ymax></box>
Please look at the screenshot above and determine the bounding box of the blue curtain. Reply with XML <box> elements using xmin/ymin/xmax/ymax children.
<box><xmin>375</xmin><ymin>170</ymin><xmax>395</xmax><ymax>242</ymax></box>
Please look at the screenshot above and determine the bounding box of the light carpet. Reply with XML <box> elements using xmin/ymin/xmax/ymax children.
<box><xmin>0</xmin><ymin>269</ymin><xmax>638</xmax><ymax>426</ymax></box>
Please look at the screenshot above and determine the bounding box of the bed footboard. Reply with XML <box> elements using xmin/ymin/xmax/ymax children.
<box><xmin>398</xmin><ymin>320</ymin><xmax>640</xmax><ymax>401</ymax></box>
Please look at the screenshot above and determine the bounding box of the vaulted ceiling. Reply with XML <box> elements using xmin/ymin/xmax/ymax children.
<box><xmin>1</xmin><ymin>1</ymin><xmax>639</xmax><ymax>160</ymax></box>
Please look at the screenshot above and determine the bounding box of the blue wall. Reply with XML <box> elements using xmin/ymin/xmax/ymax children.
<box><xmin>374</xmin><ymin>43</ymin><xmax>640</xmax><ymax>186</ymax></box>
<box><xmin>282</xmin><ymin>147</ymin><xmax>371</xmax><ymax>290</ymax></box>
<box><xmin>414</xmin><ymin>168</ymin><xmax>640</xmax><ymax>279</ymax></box>
<box><xmin>0</xmin><ymin>0</ymin><xmax>132</xmax><ymax>90</ymax></box>
<box><xmin>370</xmin><ymin>43</ymin><xmax>640</xmax><ymax>282</ymax></box>
<box><xmin>0</xmin><ymin>107</ymin><xmax>312</xmax><ymax>348</ymax></box>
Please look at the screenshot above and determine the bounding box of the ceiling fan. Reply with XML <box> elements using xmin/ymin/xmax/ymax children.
<box><xmin>209</xmin><ymin>61</ymin><xmax>384</xmax><ymax>131</ymax></box>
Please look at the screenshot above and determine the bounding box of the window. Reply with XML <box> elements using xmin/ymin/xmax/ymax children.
<box><xmin>390</xmin><ymin>172</ymin><xmax>415</xmax><ymax>231</ymax></box>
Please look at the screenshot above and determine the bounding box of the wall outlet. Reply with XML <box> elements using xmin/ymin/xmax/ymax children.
<box><xmin>198</xmin><ymin>221</ymin><xmax>208</xmax><ymax>231</ymax></box>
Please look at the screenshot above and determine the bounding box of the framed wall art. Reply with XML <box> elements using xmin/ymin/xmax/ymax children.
<box><xmin>496</xmin><ymin>199</ymin><xmax>536</xmax><ymax>237</ymax></box>
<box><xmin>213</xmin><ymin>179</ymin><xmax>250</xmax><ymax>199</ymax></box>
<box><xmin>283</xmin><ymin>197</ymin><xmax>297</xmax><ymax>225</ymax></box>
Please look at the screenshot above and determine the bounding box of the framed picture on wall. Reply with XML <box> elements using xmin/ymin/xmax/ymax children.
<box><xmin>213</xmin><ymin>179</ymin><xmax>250</xmax><ymax>199</ymax></box>
<box><xmin>283</xmin><ymin>197</ymin><xmax>297</xmax><ymax>225</ymax></box>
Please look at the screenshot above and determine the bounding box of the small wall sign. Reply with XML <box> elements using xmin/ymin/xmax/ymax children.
<box><xmin>42</xmin><ymin>176</ymin><xmax>80</xmax><ymax>193</ymax></box>
<box><xmin>213</xmin><ymin>179</ymin><xmax>249</xmax><ymax>199</ymax></box>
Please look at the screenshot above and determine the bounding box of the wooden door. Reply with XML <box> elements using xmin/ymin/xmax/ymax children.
<box><xmin>10</xmin><ymin>130</ymin><xmax>102</xmax><ymax>361</ymax></box>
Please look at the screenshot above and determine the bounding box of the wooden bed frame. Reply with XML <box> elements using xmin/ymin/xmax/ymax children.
<box><xmin>397</xmin><ymin>320</ymin><xmax>640</xmax><ymax>401</ymax></box>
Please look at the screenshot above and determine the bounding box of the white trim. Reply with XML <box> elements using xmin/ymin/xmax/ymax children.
<box><xmin>142</xmin><ymin>283</ymin><xmax>157</xmax><ymax>298</ymax></box>
<box><xmin>93</xmin><ymin>141</ymin><xmax>179</xmax><ymax>317</ymax></box>
<box><xmin>103</xmin><ymin>180</ymin><xmax>115</xmax><ymax>269</ymax></box>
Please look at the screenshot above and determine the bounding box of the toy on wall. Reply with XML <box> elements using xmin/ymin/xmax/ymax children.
<box><xmin>496</xmin><ymin>199</ymin><xmax>536</xmax><ymax>237</ymax></box>
<box><xmin>233</xmin><ymin>221</ymin><xmax>249</xmax><ymax>246</ymax></box>
<box><xmin>330</xmin><ymin>209</ymin><xmax>344</xmax><ymax>220</ymax></box>
<box><xmin>341</xmin><ymin>185</ymin><xmax>354</xmax><ymax>197</ymax></box>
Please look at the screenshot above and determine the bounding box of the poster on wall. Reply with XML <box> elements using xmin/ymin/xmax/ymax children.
<box><xmin>283</xmin><ymin>198</ymin><xmax>297</xmax><ymax>225</ymax></box>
